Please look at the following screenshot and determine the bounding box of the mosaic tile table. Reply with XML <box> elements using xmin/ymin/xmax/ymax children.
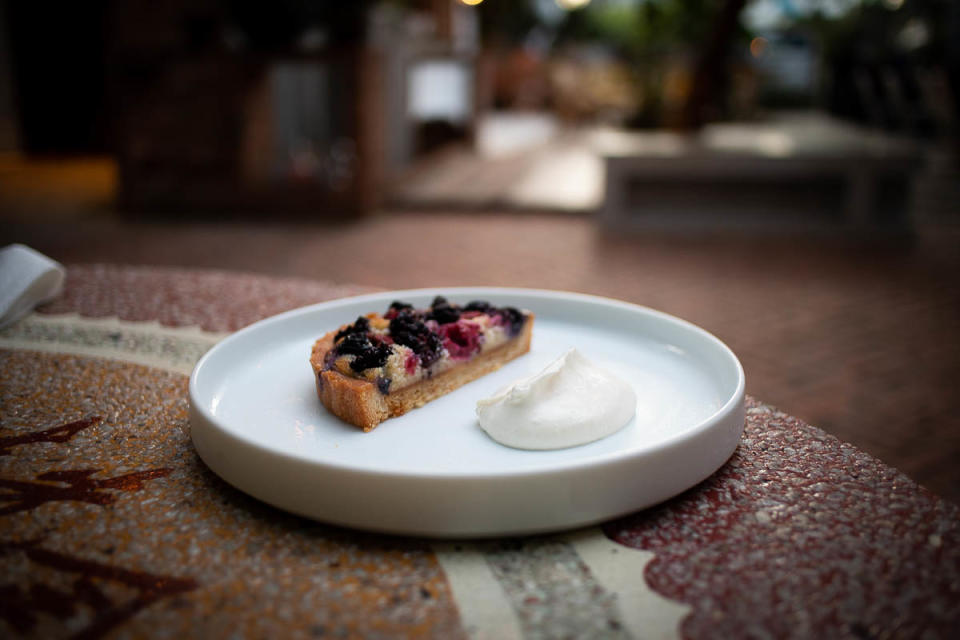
<box><xmin>1</xmin><ymin>265</ymin><xmax>958</xmax><ymax>639</ymax></box>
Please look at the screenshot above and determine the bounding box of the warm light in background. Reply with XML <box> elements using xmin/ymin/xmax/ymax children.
<box><xmin>459</xmin><ymin>0</ymin><xmax>484</xmax><ymax>6</ymax></box>
<box><xmin>750</xmin><ymin>36</ymin><xmax>769</xmax><ymax>58</ymax></box>
<box><xmin>555</xmin><ymin>0</ymin><xmax>592</xmax><ymax>10</ymax></box>
<box><xmin>882</xmin><ymin>0</ymin><xmax>905</xmax><ymax>9</ymax></box>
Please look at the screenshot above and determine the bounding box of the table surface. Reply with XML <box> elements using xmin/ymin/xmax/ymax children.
<box><xmin>1</xmin><ymin>264</ymin><xmax>957</xmax><ymax>640</ymax></box>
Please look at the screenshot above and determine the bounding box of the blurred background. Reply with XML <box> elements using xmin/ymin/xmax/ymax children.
<box><xmin>0</xmin><ymin>1</ymin><xmax>958</xmax><ymax>500</ymax></box>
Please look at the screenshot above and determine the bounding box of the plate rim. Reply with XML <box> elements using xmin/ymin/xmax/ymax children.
<box><xmin>189</xmin><ymin>286</ymin><xmax>745</xmax><ymax>480</ymax></box>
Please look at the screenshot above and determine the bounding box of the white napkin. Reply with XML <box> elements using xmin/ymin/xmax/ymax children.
<box><xmin>0</xmin><ymin>244</ymin><xmax>66</xmax><ymax>330</ymax></box>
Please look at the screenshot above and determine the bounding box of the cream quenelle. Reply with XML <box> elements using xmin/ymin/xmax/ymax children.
<box><xmin>476</xmin><ymin>348</ymin><xmax>637</xmax><ymax>449</ymax></box>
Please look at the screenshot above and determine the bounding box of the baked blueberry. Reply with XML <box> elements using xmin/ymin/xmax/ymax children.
<box><xmin>390</xmin><ymin>311</ymin><xmax>443</xmax><ymax>368</ymax></box>
<box><xmin>428</xmin><ymin>300</ymin><xmax>461</xmax><ymax>325</ymax></box>
<box><xmin>334</xmin><ymin>331</ymin><xmax>373</xmax><ymax>355</ymax></box>
<box><xmin>385</xmin><ymin>301</ymin><xmax>415</xmax><ymax>319</ymax></box>
<box><xmin>335</xmin><ymin>316</ymin><xmax>370</xmax><ymax>342</ymax></box>
<box><xmin>464</xmin><ymin>300</ymin><xmax>492</xmax><ymax>312</ymax></box>
<box><xmin>348</xmin><ymin>341</ymin><xmax>392</xmax><ymax>372</ymax></box>
<box><xmin>497</xmin><ymin>307</ymin><xmax>526</xmax><ymax>336</ymax></box>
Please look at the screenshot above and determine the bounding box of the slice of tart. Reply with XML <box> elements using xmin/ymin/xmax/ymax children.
<box><xmin>310</xmin><ymin>296</ymin><xmax>533</xmax><ymax>431</ymax></box>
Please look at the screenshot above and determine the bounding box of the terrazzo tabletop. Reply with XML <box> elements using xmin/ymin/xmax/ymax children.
<box><xmin>1</xmin><ymin>264</ymin><xmax>957</xmax><ymax>639</ymax></box>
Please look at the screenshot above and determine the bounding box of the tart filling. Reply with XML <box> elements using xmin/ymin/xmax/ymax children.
<box><xmin>321</xmin><ymin>296</ymin><xmax>530</xmax><ymax>395</ymax></box>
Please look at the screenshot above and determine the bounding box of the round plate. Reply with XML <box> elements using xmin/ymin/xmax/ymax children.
<box><xmin>189</xmin><ymin>288</ymin><xmax>745</xmax><ymax>537</ymax></box>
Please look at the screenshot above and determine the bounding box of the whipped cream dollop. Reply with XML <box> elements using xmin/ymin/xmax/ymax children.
<box><xmin>476</xmin><ymin>348</ymin><xmax>637</xmax><ymax>450</ymax></box>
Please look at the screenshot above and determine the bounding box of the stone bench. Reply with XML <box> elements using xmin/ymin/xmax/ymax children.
<box><xmin>595</xmin><ymin>112</ymin><xmax>924</xmax><ymax>232</ymax></box>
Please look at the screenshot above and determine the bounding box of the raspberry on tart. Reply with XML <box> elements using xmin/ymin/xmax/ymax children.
<box><xmin>310</xmin><ymin>296</ymin><xmax>533</xmax><ymax>431</ymax></box>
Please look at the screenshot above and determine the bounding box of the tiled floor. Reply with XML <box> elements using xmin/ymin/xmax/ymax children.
<box><xmin>3</xmin><ymin>209</ymin><xmax>959</xmax><ymax>504</ymax></box>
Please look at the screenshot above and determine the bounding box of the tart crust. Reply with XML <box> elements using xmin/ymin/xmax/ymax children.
<box><xmin>310</xmin><ymin>314</ymin><xmax>534</xmax><ymax>431</ymax></box>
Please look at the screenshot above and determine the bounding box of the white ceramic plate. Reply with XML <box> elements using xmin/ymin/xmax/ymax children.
<box><xmin>190</xmin><ymin>288</ymin><xmax>745</xmax><ymax>537</ymax></box>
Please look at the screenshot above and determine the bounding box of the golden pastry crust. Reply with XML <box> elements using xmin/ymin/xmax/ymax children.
<box><xmin>310</xmin><ymin>314</ymin><xmax>534</xmax><ymax>431</ymax></box>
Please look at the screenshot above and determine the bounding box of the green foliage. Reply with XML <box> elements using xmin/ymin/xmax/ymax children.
<box><xmin>798</xmin><ymin>0</ymin><xmax>947</xmax><ymax>63</ymax></box>
<box><xmin>562</xmin><ymin>0</ymin><xmax>740</xmax><ymax>59</ymax></box>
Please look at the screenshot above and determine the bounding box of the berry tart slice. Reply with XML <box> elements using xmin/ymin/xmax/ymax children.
<box><xmin>310</xmin><ymin>296</ymin><xmax>533</xmax><ymax>431</ymax></box>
